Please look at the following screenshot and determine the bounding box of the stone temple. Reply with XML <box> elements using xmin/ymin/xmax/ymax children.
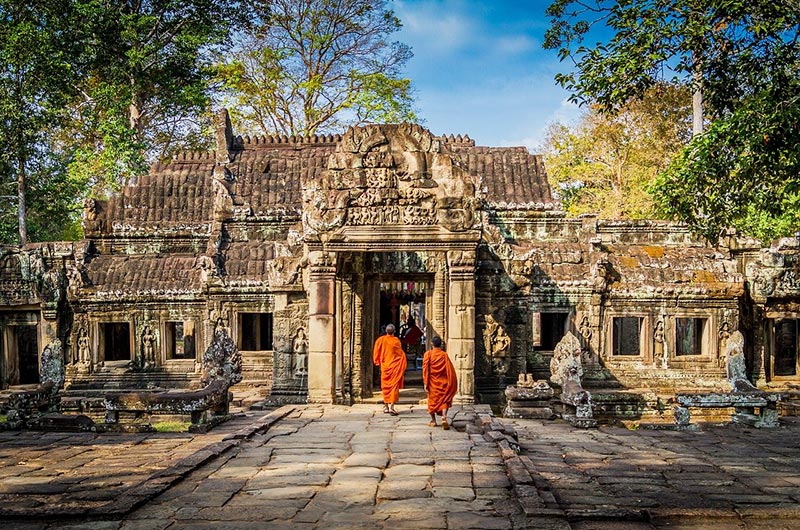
<box><xmin>1</xmin><ymin>110</ymin><xmax>799</xmax><ymax>419</ymax></box>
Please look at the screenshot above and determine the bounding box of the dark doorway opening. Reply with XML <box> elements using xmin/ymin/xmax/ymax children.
<box><xmin>103</xmin><ymin>323</ymin><xmax>131</xmax><ymax>362</ymax></box>
<box><xmin>17</xmin><ymin>325</ymin><xmax>39</xmax><ymax>385</ymax></box>
<box><xmin>239</xmin><ymin>313</ymin><xmax>274</xmax><ymax>351</ymax></box>
<box><xmin>376</xmin><ymin>279</ymin><xmax>429</xmax><ymax>389</ymax></box>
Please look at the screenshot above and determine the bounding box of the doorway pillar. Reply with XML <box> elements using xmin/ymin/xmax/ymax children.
<box><xmin>447</xmin><ymin>250</ymin><xmax>476</xmax><ymax>404</ymax></box>
<box><xmin>307</xmin><ymin>250</ymin><xmax>337</xmax><ymax>403</ymax></box>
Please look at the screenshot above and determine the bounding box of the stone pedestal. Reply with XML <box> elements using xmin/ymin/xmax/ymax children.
<box><xmin>503</xmin><ymin>381</ymin><xmax>555</xmax><ymax>419</ymax></box>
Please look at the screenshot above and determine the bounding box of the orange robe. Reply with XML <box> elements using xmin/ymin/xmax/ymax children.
<box><xmin>423</xmin><ymin>347</ymin><xmax>458</xmax><ymax>415</ymax></box>
<box><xmin>373</xmin><ymin>334</ymin><xmax>407</xmax><ymax>404</ymax></box>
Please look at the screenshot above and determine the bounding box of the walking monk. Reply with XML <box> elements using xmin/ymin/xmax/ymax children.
<box><xmin>373</xmin><ymin>324</ymin><xmax>407</xmax><ymax>415</ymax></box>
<box><xmin>423</xmin><ymin>336</ymin><xmax>458</xmax><ymax>429</ymax></box>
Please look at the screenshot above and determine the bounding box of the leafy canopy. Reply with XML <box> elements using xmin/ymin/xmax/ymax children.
<box><xmin>214</xmin><ymin>0</ymin><xmax>416</xmax><ymax>136</ymax></box>
<box><xmin>0</xmin><ymin>0</ymin><xmax>83</xmax><ymax>243</ymax></box>
<box><xmin>545</xmin><ymin>0</ymin><xmax>800</xmax><ymax>242</ymax></box>
<box><xmin>544</xmin><ymin>83</ymin><xmax>691</xmax><ymax>219</ymax></box>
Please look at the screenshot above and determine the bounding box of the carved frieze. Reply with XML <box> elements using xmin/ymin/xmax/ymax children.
<box><xmin>301</xmin><ymin>124</ymin><xmax>478</xmax><ymax>238</ymax></box>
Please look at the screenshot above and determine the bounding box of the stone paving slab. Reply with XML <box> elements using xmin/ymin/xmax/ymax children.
<box><xmin>4</xmin><ymin>403</ymin><xmax>800</xmax><ymax>529</ymax></box>
<box><xmin>508</xmin><ymin>416</ymin><xmax>800</xmax><ymax>529</ymax></box>
<box><xmin>0</xmin><ymin>406</ymin><xmax>294</xmax><ymax>520</ymax></box>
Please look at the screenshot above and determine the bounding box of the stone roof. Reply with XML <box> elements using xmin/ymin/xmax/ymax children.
<box><xmin>605</xmin><ymin>244</ymin><xmax>743</xmax><ymax>296</ymax></box>
<box><xmin>228</xmin><ymin>141</ymin><xmax>335</xmax><ymax>215</ymax></box>
<box><xmin>221</xmin><ymin>240</ymin><xmax>277</xmax><ymax>284</ymax></box>
<box><xmin>96</xmin><ymin>158</ymin><xmax>215</xmax><ymax>235</ymax></box>
<box><xmin>90</xmin><ymin>124</ymin><xmax>555</xmax><ymax>236</ymax></box>
<box><xmin>448</xmin><ymin>145</ymin><xmax>552</xmax><ymax>207</ymax></box>
<box><xmin>83</xmin><ymin>254</ymin><xmax>204</xmax><ymax>299</ymax></box>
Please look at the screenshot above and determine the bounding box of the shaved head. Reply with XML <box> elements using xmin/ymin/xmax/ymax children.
<box><xmin>386</xmin><ymin>324</ymin><xmax>395</xmax><ymax>335</ymax></box>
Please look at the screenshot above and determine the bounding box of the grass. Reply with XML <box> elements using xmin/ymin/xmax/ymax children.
<box><xmin>151</xmin><ymin>420</ymin><xmax>191</xmax><ymax>432</ymax></box>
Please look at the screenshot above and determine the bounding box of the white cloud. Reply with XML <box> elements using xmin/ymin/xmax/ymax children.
<box><xmin>494</xmin><ymin>35</ymin><xmax>537</xmax><ymax>55</ymax></box>
<box><xmin>395</xmin><ymin>0</ymin><xmax>475</xmax><ymax>56</ymax></box>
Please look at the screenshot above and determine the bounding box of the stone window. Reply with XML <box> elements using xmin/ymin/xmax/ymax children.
<box><xmin>612</xmin><ymin>317</ymin><xmax>642</xmax><ymax>356</ymax></box>
<box><xmin>102</xmin><ymin>322</ymin><xmax>131</xmax><ymax>362</ymax></box>
<box><xmin>675</xmin><ymin>317</ymin><xmax>706</xmax><ymax>356</ymax></box>
<box><xmin>533</xmin><ymin>312</ymin><xmax>568</xmax><ymax>350</ymax></box>
<box><xmin>239</xmin><ymin>313</ymin><xmax>273</xmax><ymax>351</ymax></box>
<box><xmin>165</xmin><ymin>321</ymin><xmax>196</xmax><ymax>360</ymax></box>
<box><xmin>773</xmin><ymin>319</ymin><xmax>798</xmax><ymax>377</ymax></box>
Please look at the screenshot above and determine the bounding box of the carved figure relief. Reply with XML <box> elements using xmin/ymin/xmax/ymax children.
<box><xmin>590</xmin><ymin>258</ymin><xmax>609</xmax><ymax>291</ymax></box>
<box><xmin>293</xmin><ymin>328</ymin><xmax>308</xmax><ymax>377</ymax></box>
<box><xmin>725</xmin><ymin>331</ymin><xmax>759</xmax><ymax>393</ymax></box>
<box><xmin>82</xmin><ymin>198</ymin><xmax>99</xmax><ymax>235</ymax></box>
<box><xmin>579</xmin><ymin>314</ymin><xmax>592</xmax><ymax>346</ymax></box>
<box><xmin>549</xmin><ymin>332</ymin><xmax>584</xmax><ymax>391</ymax></box>
<box><xmin>77</xmin><ymin>326</ymin><xmax>92</xmax><ymax>367</ymax></box>
<box><xmin>484</xmin><ymin>315</ymin><xmax>511</xmax><ymax>374</ymax></box>
<box><xmin>141</xmin><ymin>325</ymin><xmax>156</xmax><ymax>368</ymax></box>
<box><xmin>653</xmin><ymin>318</ymin><xmax>666</xmax><ymax>368</ymax></box>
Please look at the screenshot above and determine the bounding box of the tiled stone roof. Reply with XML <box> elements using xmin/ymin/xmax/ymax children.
<box><xmin>84</xmin><ymin>254</ymin><xmax>204</xmax><ymax>298</ymax></box>
<box><xmin>448</xmin><ymin>145</ymin><xmax>552</xmax><ymax>206</ymax></box>
<box><xmin>228</xmin><ymin>144</ymin><xmax>334</xmax><ymax>214</ymax></box>
<box><xmin>98</xmin><ymin>159</ymin><xmax>215</xmax><ymax>233</ymax></box>
<box><xmin>221</xmin><ymin>240</ymin><xmax>276</xmax><ymax>282</ymax></box>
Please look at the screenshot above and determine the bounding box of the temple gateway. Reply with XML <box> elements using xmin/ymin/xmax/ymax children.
<box><xmin>1</xmin><ymin>111</ymin><xmax>799</xmax><ymax>418</ymax></box>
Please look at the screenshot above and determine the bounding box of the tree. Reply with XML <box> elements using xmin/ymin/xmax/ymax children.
<box><xmin>214</xmin><ymin>0</ymin><xmax>416</xmax><ymax>137</ymax></box>
<box><xmin>0</xmin><ymin>0</ymin><xmax>80</xmax><ymax>244</ymax></box>
<box><xmin>545</xmin><ymin>1</ymin><xmax>800</xmax><ymax>242</ymax></box>
<box><xmin>68</xmin><ymin>0</ymin><xmax>240</xmax><ymax>194</ymax></box>
<box><xmin>544</xmin><ymin>83</ymin><xmax>691</xmax><ymax>219</ymax></box>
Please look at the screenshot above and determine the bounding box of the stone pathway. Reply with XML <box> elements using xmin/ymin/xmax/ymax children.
<box><xmin>4</xmin><ymin>404</ymin><xmax>800</xmax><ymax>529</ymax></box>
<box><xmin>509</xmin><ymin>417</ymin><xmax>800</xmax><ymax>529</ymax></box>
<box><xmin>110</xmin><ymin>404</ymin><xmax>522</xmax><ymax>530</ymax></box>
<box><xmin>0</xmin><ymin>409</ymin><xmax>289</xmax><ymax>520</ymax></box>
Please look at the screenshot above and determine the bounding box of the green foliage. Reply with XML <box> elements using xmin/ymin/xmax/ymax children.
<box><xmin>544</xmin><ymin>84</ymin><xmax>691</xmax><ymax>219</ymax></box>
<box><xmin>652</xmin><ymin>82</ymin><xmax>800</xmax><ymax>242</ymax></box>
<box><xmin>214</xmin><ymin>0</ymin><xmax>417</xmax><ymax>137</ymax></box>
<box><xmin>0</xmin><ymin>0</ymin><xmax>239</xmax><ymax>243</ymax></box>
<box><xmin>546</xmin><ymin>0</ymin><xmax>800</xmax><ymax>242</ymax></box>
<box><xmin>0</xmin><ymin>0</ymin><xmax>79</xmax><ymax>244</ymax></box>
<box><xmin>68</xmin><ymin>0</ymin><xmax>239</xmax><ymax>194</ymax></box>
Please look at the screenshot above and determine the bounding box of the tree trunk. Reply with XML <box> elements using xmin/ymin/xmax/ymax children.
<box><xmin>17</xmin><ymin>155</ymin><xmax>27</xmax><ymax>246</ymax></box>
<box><xmin>129</xmin><ymin>79</ymin><xmax>144</xmax><ymax>141</ymax></box>
<box><xmin>692</xmin><ymin>55</ymin><xmax>704</xmax><ymax>137</ymax></box>
<box><xmin>692</xmin><ymin>86</ymin><xmax>704</xmax><ymax>137</ymax></box>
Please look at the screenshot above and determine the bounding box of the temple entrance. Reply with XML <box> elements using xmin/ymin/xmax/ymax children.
<box><xmin>102</xmin><ymin>323</ymin><xmax>131</xmax><ymax>362</ymax></box>
<box><xmin>373</xmin><ymin>277</ymin><xmax>433</xmax><ymax>391</ymax></box>
<box><xmin>0</xmin><ymin>313</ymin><xmax>41</xmax><ymax>387</ymax></box>
<box><xmin>16</xmin><ymin>325</ymin><xmax>39</xmax><ymax>385</ymax></box>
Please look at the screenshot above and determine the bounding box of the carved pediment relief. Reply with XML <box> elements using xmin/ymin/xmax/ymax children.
<box><xmin>301</xmin><ymin>124</ymin><xmax>479</xmax><ymax>237</ymax></box>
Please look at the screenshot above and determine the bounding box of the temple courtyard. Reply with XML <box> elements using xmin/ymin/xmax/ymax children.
<box><xmin>2</xmin><ymin>400</ymin><xmax>800</xmax><ymax>530</ymax></box>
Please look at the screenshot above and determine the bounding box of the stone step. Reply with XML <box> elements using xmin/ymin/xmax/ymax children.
<box><xmin>66</xmin><ymin>370</ymin><xmax>202</xmax><ymax>391</ymax></box>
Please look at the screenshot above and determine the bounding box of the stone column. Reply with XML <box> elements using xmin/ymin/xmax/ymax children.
<box><xmin>307</xmin><ymin>250</ymin><xmax>337</xmax><ymax>403</ymax></box>
<box><xmin>447</xmin><ymin>250</ymin><xmax>476</xmax><ymax>404</ymax></box>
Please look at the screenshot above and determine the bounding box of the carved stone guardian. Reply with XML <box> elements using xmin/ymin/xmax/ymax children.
<box><xmin>200</xmin><ymin>328</ymin><xmax>242</xmax><ymax>388</ymax></box>
<box><xmin>550</xmin><ymin>332</ymin><xmax>596</xmax><ymax>428</ymax></box>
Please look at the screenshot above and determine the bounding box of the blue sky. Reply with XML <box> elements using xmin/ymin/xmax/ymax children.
<box><xmin>393</xmin><ymin>0</ymin><xmax>581</xmax><ymax>153</ymax></box>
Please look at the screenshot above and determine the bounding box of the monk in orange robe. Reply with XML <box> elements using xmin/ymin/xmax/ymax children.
<box><xmin>373</xmin><ymin>323</ymin><xmax>407</xmax><ymax>415</ymax></box>
<box><xmin>423</xmin><ymin>336</ymin><xmax>458</xmax><ymax>429</ymax></box>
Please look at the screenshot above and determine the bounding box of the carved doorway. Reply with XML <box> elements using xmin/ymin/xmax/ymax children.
<box><xmin>373</xmin><ymin>277</ymin><xmax>433</xmax><ymax>390</ymax></box>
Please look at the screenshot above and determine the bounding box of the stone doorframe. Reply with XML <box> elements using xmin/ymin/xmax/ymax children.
<box><xmin>305</xmin><ymin>228</ymin><xmax>479</xmax><ymax>404</ymax></box>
